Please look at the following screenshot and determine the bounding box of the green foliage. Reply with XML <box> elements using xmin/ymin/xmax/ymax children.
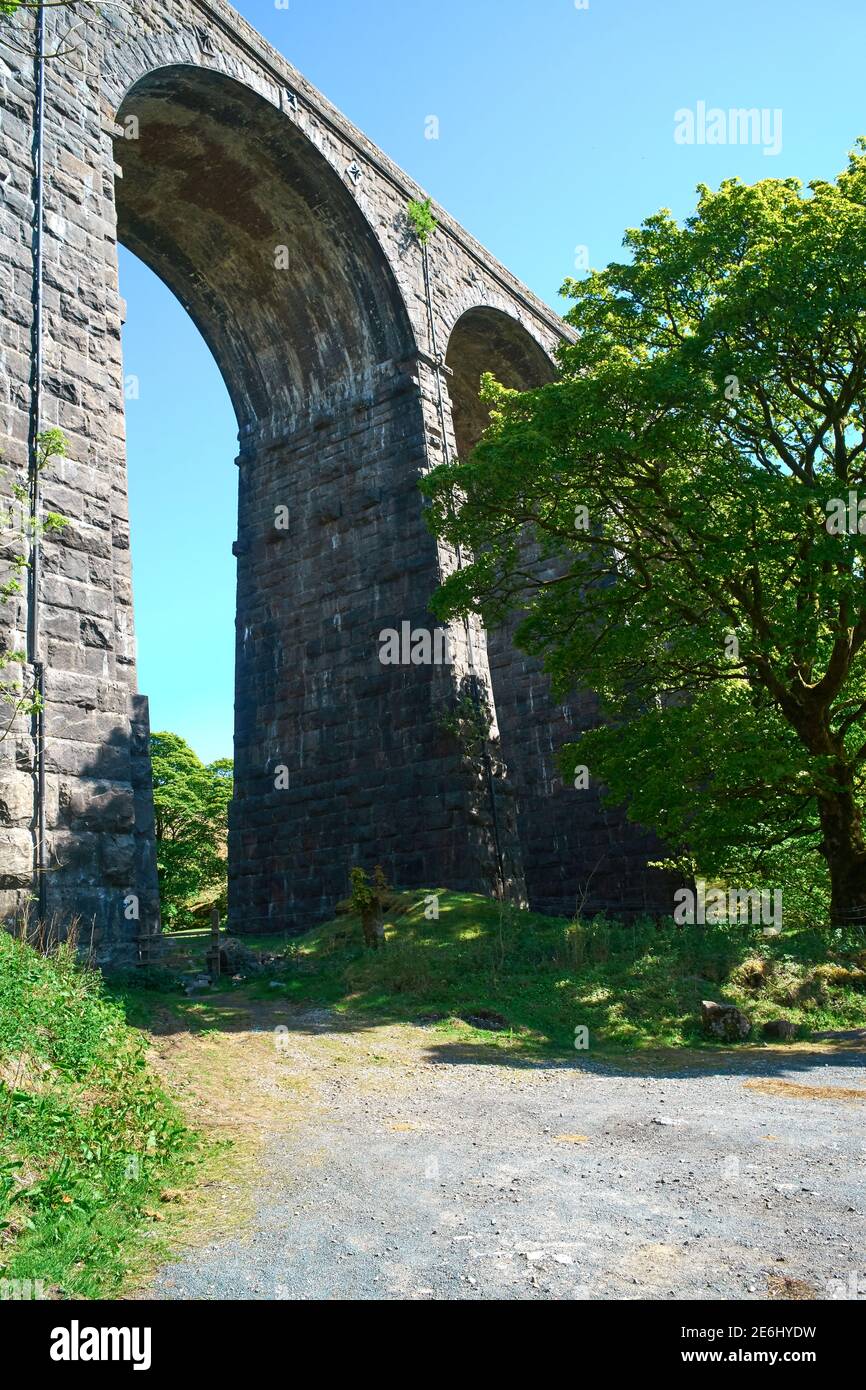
<box><xmin>1</xmin><ymin>429</ymin><xmax>69</xmax><ymax>741</ymax></box>
<box><xmin>35</xmin><ymin>428</ymin><xmax>67</xmax><ymax>469</ymax></box>
<box><xmin>0</xmin><ymin>2</ymin><xmax>84</xmax><ymax>16</ymax></box>
<box><xmin>349</xmin><ymin>866</ymin><xmax>375</xmax><ymax>913</ymax></box>
<box><xmin>439</xmin><ymin>682</ymin><xmax>493</xmax><ymax>755</ymax></box>
<box><xmin>407</xmin><ymin>196</ymin><xmax>438</xmax><ymax>246</ymax></box>
<box><xmin>422</xmin><ymin>143</ymin><xmax>866</xmax><ymax>921</ymax></box>
<box><xmin>150</xmin><ymin>732</ymin><xmax>232</xmax><ymax>929</ymax></box>
<box><xmin>290</xmin><ymin>890</ymin><xmax>866</xmax><ymax>1052</ymax></box>
<box><xmin>573</xmin><ymin>692</ymin><xmax>832</xmax><ymax>923</ymax></box>
<box><xmin>0</xmin><ymin>931</ymin><xmax>195</xmax><ymax>1296</ymax></box>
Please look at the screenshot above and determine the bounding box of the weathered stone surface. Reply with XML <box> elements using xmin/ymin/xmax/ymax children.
<box><xmin>0</xmin><ymin>0</ymin><xmax>673</xmax><ymax>960</ymax></box>
<box><xmin>62</xmin><ymin>780</ymin><xmax>136</xmax><ymax>833</ymax></box>
<box><xmin>763</xmin><ymin>1018</ymin><xmax>798</xmax><ymax>1041</ymax></box>
<box><xmin>702</xmin><ymin>1000</ymin><xmax>752</xmax><ymax>1042</ymax></box>
<box><xmin>0</xmin><ymin>775</ymin><xmax>33</xmax><ymax>827</ymax></box>
<box><xmin>0</xmin><ymin>828</ymin><xmax>32</xmax><ymax>887</ymax></box>
<box><xmin>99</xmin><ymin>833</ymin><xmax>137</xmax><ymax>885</ymax></box>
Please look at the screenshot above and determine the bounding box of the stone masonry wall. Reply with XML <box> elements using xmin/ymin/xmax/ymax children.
<box><xmin>1</xmin><ymin>0</ymin><xmax>670</xmax><ymax>956</ymax></box>
<box><xmin>229</xmin><ymin>358</ymin><xmax>523</xmax><ymax>931</ymax></box>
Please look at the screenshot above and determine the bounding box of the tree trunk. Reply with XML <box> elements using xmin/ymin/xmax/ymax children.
<box><xmin>818</xmin><ymin>788</ymin><xmax>866</xmax><ymax>925</ymax></box>
<box><xmin>360</xmin><ymin>904</ymin><xmax>379</xmax><ymax>949</ymax></box>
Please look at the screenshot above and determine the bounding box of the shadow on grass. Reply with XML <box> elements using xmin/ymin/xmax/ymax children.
<box><xmin>112</xmin><ymin>977</ymin><xmax>866</xmax><ymax>1089</ymax></box>
<box><xmin>109</xmin><ymin>888</ymin><xmax>866</xmax><ymax>1086</ymax></box>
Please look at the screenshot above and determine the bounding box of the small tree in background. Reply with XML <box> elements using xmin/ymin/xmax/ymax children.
<box><xmin>407</xmin><ymin>197</ymin><xmax>438</xmax><ymax>247</ymax></box>
<box><xmin>150</xmin><ymin>731</ymin><xmax>232</xmax><ymax>929</ymax></box>
<box><xmin>349</xmin><ymin>865</ymin><xmax>391</xmax><ymax>949</ymax></box>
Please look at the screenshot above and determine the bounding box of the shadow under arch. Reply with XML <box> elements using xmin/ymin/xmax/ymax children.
<box><xmin>444</xmin><ymin>305</ymin><xmax>674</xmax><ymax>920</ymax></box>
<box><xmin>114</xmin><ymin>64</ymin><xmax>415</xmax><ymax>436</ymax></box>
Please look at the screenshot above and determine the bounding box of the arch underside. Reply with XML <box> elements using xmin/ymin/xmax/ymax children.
<box><xmin>115</xmin><ymin>65</ymin><xmax>414</xmax><ymax>436</ymax></box>
<box><xmin>446</xmin><ymin>306</ymin><xmax>555</xmax><ymax>460</ymax></box>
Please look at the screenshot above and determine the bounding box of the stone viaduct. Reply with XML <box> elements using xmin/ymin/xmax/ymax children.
<box><xmin>0</xmin><ymin>0</ymin><xmax>669</xmax><ymax>960</ymax></box>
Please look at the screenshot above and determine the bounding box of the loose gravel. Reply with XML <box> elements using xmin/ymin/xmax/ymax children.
<box><xmin>146</xmin><ymin>1009</ymin><xmax>866</xmax><ymax>1301</ymax></box>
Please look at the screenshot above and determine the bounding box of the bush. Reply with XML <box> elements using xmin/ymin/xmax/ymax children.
<box><xmin>292</xmin><ymin>890</ymin><xmax>866</xmax><ymax>1052</ymax></box>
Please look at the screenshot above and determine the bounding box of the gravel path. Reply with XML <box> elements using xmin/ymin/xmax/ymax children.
<box><xmin>146</xmin><ymin>1007</ymin><xmax>866</xmax><ymax>1301</ymax></box>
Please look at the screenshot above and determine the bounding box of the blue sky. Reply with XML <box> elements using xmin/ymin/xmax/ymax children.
<box><xmin>121</xmin><ymin>0</ymin><xmax>866</xmax><ymax>762</ymax></box>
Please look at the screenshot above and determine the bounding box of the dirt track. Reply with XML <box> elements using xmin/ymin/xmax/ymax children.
<box><xmin>142</xmin><ymin>1004</ymin><xmax>866</xmax><ymax>1301</ymax></box>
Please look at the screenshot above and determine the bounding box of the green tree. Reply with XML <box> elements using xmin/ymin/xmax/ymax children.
<box><xmin>150</xmin><ymin>732</ymin><xmax>232</xmax><ymax>928</ymax></box>
<box><xmin>422</xmin><ymin>142</ymin><xmax>866</xmax><ymax>926</ymax></box>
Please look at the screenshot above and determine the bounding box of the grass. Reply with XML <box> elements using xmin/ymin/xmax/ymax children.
<box><xmin>231</xmin><ymin>889</ymin><xmax>866</xmax><ymax>1055</ymax></box>
<box><xmin>6</xmin><ymin>889</ymin><xmax>852</xmax><ymax>1295</ymax></box>
<box><xmin>0</xmin><ymin>930</ymin><xmax>202</xmax><ymax>1298</ymax></box>
<box><xmin>11</xmin><ymin>889</ymin><xmax>854</xmax><ymax>1299</ymax></box>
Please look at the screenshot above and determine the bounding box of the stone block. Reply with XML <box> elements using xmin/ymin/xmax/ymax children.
<box><xmin>0</xmin><ymin>827</ymin><xmax>32</xmax><ymax>886</ymax></box>
<box><xmin>0</xmin><ymin>774</ymin><xmax>33</xmax><ymax>827</ymax></box>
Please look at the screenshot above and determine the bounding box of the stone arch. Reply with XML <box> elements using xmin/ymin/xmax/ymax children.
<box><xmin>0</xmin><ymin>0</ymin><xmax>667</xmax><ymax>954</ymax></box>
<box><xmin>443</xmin><ymin>307</ymin><xmax>565</xmax><ymax>913</ymax></box>
<box><xmin>444</xmin><ymin>306</ymin><xmax>670</xmax><ymax>918</ymax></box>
<box><xmin>444</xmin><ymin>305</ymin><xmax>556</xmax><ymax>460</ymax></box>
<box><xmin>114</xmin><ymin>64</ymin><xmax>416</xmax><ymax>438</ymax></box>
<box><xmin>106</xmin><ymin>62</ymin><xmax>501</xmax><ymax>935</ymax></box>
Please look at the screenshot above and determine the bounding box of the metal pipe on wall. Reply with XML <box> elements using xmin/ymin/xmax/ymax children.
<box><xmin>28</xmin><ymin>1</ymin><xmax>48</xmax><ymax>921</ymax></box>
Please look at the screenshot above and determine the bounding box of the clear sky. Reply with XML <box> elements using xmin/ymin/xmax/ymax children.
<box><xmin>120</xmin><ymin>0</ymin><xmax>866</xmax><ymax>763</ymax></box>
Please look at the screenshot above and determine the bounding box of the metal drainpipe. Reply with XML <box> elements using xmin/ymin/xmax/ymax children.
<box><xmin>28</xmin><ymin>2</ymin><xmax>47</xmax><ymax>921</ymax></box>
<box><xmin>421</xmin><ymin>240</ymin><xmax>506</xmax><ymax>896</ymax></box>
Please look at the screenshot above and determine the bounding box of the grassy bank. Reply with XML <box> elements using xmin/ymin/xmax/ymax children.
<box><xmin>152</xmin><ymin>890</ymin><xmax>866</xmax><ymax>1055</ymax></box>
<box><xmin>7</xmin><ymin>893</ymin><xmax>855</xmax><ymax>1300</ymax></box>
<box><xmin>0</xmin><ymin>931</ymin><xmax>199</xmax><ymax>1298</ymax></box>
